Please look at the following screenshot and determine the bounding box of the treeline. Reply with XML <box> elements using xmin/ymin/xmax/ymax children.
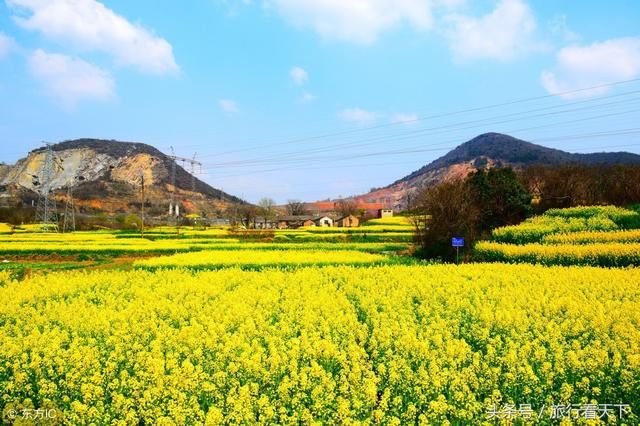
<box><xmin>521</xmin><ymin>164</ymin><xmax>640</xmax><ymax>212</ymax></box>
<box><xmin>412</xmin><ymin>164</ymin><xmax>640</xmax><ymax>261</ymax></box>
<box><xmin>0</xmin><ymin>205</ymin><xmax>35</xmax><ymax>225</ymax></box>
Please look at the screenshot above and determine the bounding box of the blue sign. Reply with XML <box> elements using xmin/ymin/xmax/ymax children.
<box><xmin>452</xmin><ymin>237</ymin><xmax>465</xmax><ymax>247</ymax></box>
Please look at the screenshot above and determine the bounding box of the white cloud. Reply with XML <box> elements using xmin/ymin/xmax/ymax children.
<box><xmin>549</xmin><ymin>14</ymin><xmax>579</xmax><ymax>44</ymax></box>
<box><xmin>340</xmin><ymin>108</ymin><xmax>380</xmax><ymax>125</ymax></box>
<box><xmin>28</xmin><ymin>49</ymin><xmax>115</xmax><ymax>105</ymax></box>
<box><xmin>290</xmin><ymin>66</ymin><xmax>308</xmax><ymax>85</ymax></box>
<box><xmin>301</xmin><ymin>92</ymin><xmax>316</xmax><ymax>103</ymax></box>
<box><xmin>392</xmin><ymin>113</ymin><xmax>419</xmax><ymax>125</ymax></box>
<box><xmin>435</xmin><ymin>0</ymin><xmax>466</xmax><ymax>7</ymax></box>
<box><xmin>444</xmin><ymin>0</ymin><xmax>538</xmax><ymax>61</ymax></box>
<box><xmin>7</xmin><ymin>0</ymin><xmax>179</xmax><ymax>75</ymax></box>
<box><xmin>268</xmin><ymin>0</ymin><xmax>433</xmax><ymax>44</ymax></box>
<box><xmin>541</xmin><ymin>37</ymin><xmax>640</xmax><ymax>99</ymax></box>
<box><xmin>0</xmin><ymin>33</ymin><xmax>15</xmax><ymax>58</ymax></box>
<box><xmin>219</xmin><ymin>99</ymin><xmax>239</xmax><ymax>113</ymax></box>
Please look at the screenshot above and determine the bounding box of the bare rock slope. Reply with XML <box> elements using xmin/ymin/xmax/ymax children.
<box><xmin>0</xmin><ymin>139</ymin><xmax>242</xmax><ymax>214</ymax></box>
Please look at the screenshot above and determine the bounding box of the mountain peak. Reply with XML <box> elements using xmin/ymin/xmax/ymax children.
<box><xmin>353</xmin><ymin>132</ymin><xmax>640</xmax><ymax>211</ymax></box>
<box><xmin>398</xmin><ymin>132</ymin><xmax>640</xmax><ymax>185</ymax></box>
<box><xmin>34</xmin><ymin>138</ymin><xmax>164</xmax><ymax>158</ymax></box>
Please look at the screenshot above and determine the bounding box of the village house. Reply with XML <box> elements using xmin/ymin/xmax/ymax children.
<box><xmin>306</xmin><ymin>201</ymin><xmax>390</xmax><ymax>220</ymax></box>
<box><xmin>275</xmin><ymin>215</ymin><xmax>316</xmax><ymax>229</ymax></box>
<box><xmin>336</xmin><ymin>215</ymin><xmax>359</xmax><ymax>228</ymax></box>
<box><xmin>274</xmin><ymin>215</ymin><xmax>336</xmax><ymax>228</ymax></box>
<box><xmin>378</xmin><ymin>209</ymin><xmax>393</xmax><ymax>218</ymax></box>
<box><xmin>314</xmin><ymin>216</ymin><xmax>334</xmax><ymax>227</ymax></box>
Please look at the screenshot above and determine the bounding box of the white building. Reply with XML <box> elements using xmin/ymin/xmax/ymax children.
<box><xmin>314</xmin><ymin>216</ymin><xmax>334</xmax><ymax>227</ymax></box>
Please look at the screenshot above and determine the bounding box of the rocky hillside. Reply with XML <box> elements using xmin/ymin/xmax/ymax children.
<box><xmin>354</xmin><ymin>132</ymin><xmax>640</xmax><ymax>210</ymax></box>
<box><xmin>0</xmin><ymin>139</ymin><xmax>242</xmax><ymax>215</ymax></box>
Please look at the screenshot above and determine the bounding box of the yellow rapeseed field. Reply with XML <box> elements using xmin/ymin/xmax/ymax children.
<box><xmin>1</xmin><ymin>264</ymin><xmax>639</xmax><ymax>424</ymax></box>
<box><xmin>490</xmin><ymin>206</ymin><xmax>640</xmax><ymax>244</ymax></box>
<box><xmin>134</xmin><ymin>249</ymin><xmax>389</xmax><ymax>269</ymax></box>
<box><xmin>542</xmin><ymin>229</ymin><xmax>640</xmax><ymax>245</ymax></box>
<box><xmin>479</xmin><ymin>206</ymin><xmax>640</xmax><ymax>266</ymax></box>
<box><xmin>475</xmin><ymin>241</ymin><xmax>640</xmax><ymax>267</ymax></box>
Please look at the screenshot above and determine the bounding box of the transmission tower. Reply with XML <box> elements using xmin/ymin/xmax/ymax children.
<box><xmin>167</xmin><ymin>148</ymin><xmax>202</xmax><ymax>220</ymax></box>
<box><xmin>62</xmin><ymin>186</ymin><xmax>75</xmax><ymax>233</ymax></box>
<box><xmin>168</xmin><ymin>146</ymin><xmax>178</xmax><ymax>226</ymax></box>
<box><xmin>62</xmin><ymin>176</ymin><xmax>82</xmax><ymax>233</ymax></box>
<box><xmin>189</xmin><ymin>153</ymin><xmax>202</xmax><ymax>215</ymax></box>
<box><xmin>35</xmin><ymin>143</ymin><xmax>63</xmax><ymax>232</ymax></box>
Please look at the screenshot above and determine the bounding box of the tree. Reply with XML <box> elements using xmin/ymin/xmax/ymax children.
<box><xmin>413</xmin><ymin>167</ymin><xmax>532</xmax><ymax>261</ymax></box>
<box><xmin>124</xmin><ymin>214</ymin><xmax>143</xmax><ymax>230</ymax></box>
<box><xmin>224</xmin><ymin>203</ymin><xmax>239</xmax><ymax>227</ymax></box>
<box><xmin>257</xmin><ymin>197</ymin><xmax>276</xmax><ymax>227</ymax></box>
<box><xmin>238</xmin><ymin>204</ymin><xmax>258</xmax><ymax>229</ymax></box>
<box><xmin>467</xmin><ymin>168</ymin><xmax>532</xmax><ymax>231</ymax></box>
<box><xmin>286</xmin><ymin>200</ymin><xmax>308</xmax><ymax>216</ymax></box>
<box><xmin>412</xmin><ymin>179</ymin><xmax>481</xmax><ymax>261</ymax></box>
<box><xmin>336</xmin><ymin>199</ymin><xmax>359</xmax><ymax>217</ymax></box>
<box><xmin>518</xmin><ymin>164</ymin><xmax>640</xmax><ymax>212</ymax></box>
<box><xmin>0</xmin><ymin>202</ymin><xmax>35</xmax><ymax>225</ymax></box>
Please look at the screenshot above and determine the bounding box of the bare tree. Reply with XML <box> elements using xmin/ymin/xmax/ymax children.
<box><xmin>257</xmin><ymin>197</ymin><xmax>276</xmax><ymax>228</ymax></box>
<box><xmin>239</xmin><ymin>204</ymin><xmax>258</xmax><ymax>228</ymax></box>
<box><xmin>286</xmin><ymin>199</ymin><xmax>308</xmax><ymax>216</ymax></box>
<box><xmin>519</xmin><ymin>164</ymin><xmax>640</xmax><ymax>212</ymax></box>
<box><xmin>224</xmin><ymin>203</ymin><xmax>241</xmax><ymax>227</ymax></box>
<box><xmin>335</xmin><ymin>199</ymin><xmax>359</xmax><ymax>217</ymax></box>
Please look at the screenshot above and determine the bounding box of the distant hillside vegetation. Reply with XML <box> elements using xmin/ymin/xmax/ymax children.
<box><xmin>353</xmin><ymin>132</ymin><xmax>640</xmax><ymax>211</ymax></box>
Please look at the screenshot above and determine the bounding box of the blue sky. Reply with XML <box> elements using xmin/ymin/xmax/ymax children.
<box><xmin>1</xmin><ymin>0</ymin><xmax>640</xmax><ymax>203</ymax></box>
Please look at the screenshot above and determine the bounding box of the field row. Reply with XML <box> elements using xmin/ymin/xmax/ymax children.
<box><xmin>490</xmin><ymin>206</ymin><xmax>640</xmax><ymax>245</ymax></box>
<box><xmin>134</xmin><ymin>250</ymin><xmax>403</xmax><ymax>270</ymax></box>
<box><xmin>475</xmin><ymin>241</ymin><xmax>640</xmax><ymax>267</ymax></box>
<box><xmin>480</xmin><ymin>206</ymin><xmax>640</xmax><ymax>267</ymax></box>
<box><xmin>0</xmin><ymin>241</ymin><xmax>409</xmax><ymax>256</ymax></box>
<box><xmin>1</xmin><ymin>264</ymin><xmax>638</xmax><ymax>424</ymax></box>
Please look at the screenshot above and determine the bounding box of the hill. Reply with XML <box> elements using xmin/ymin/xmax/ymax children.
<box><xmin>0</xmin><ymin>139</ymin><xmax>242</xmax><ymax>215</ymax></box>
<box><xmin>353</xmin><ymin>132</ymin><xmax>640</xmax><ymax>210</ymax></box>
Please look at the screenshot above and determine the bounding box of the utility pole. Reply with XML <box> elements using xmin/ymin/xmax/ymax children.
<box><xmin>35</xmin><ymin>142</ymin><xmax>62</xmax><ymax>232</ymax></box>
<box><xmin>140</xmin><ymin>174</ymin><xmax>145</xmax><ymax>238</ymax></box>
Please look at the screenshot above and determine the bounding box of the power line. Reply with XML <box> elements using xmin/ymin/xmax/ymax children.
<box><xmin>206</xmin><ymin>127</ymin><xmax>640</xmax><ymax>180</ymax></box>
<box><xmin>201</xmin><ymin>105</ymin><xmax>640</xmax><ymax>172</ymax></box>
<box><xmin>198</xmin><ymin>91</ymin><xmax>640</xmax><ymax>168</ymax></box>
<box><xmin>204</xmin><ymin>100</ymin><xmax>640</xmax><ymax>170</ymax></box>
<box><xmin>196</xmin><ymin>77</ymin><xmax>640</xmax><ymax>159</ymax></box>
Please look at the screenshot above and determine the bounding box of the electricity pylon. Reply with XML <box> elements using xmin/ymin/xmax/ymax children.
<box><xmin>168</xmin><ymin>146</ymin><xmax>178</xmax><ymax>224</ymax></box>
<box><xmin>189</xmin><ymin>153</ymin><xmax>202</xmax><ymax>215</ymax></box>
<box><xmin>167</xmin><ymin>148</ymin><xmax>202</xmax><ymax>219</ymax></box>
<box><xmin>62</xmin><ymin>176</ymin><xmax>83</xmax><ymax>233</ymax></box>
<box><xmin>35</xmin><ymin>143</ymin><xmax>62</xmax><ymax>232</ymax></box>
<box><xmin>62</xmin><ymin>185</ymin><xmax>75</xmax><ymax>233</ymax></box>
